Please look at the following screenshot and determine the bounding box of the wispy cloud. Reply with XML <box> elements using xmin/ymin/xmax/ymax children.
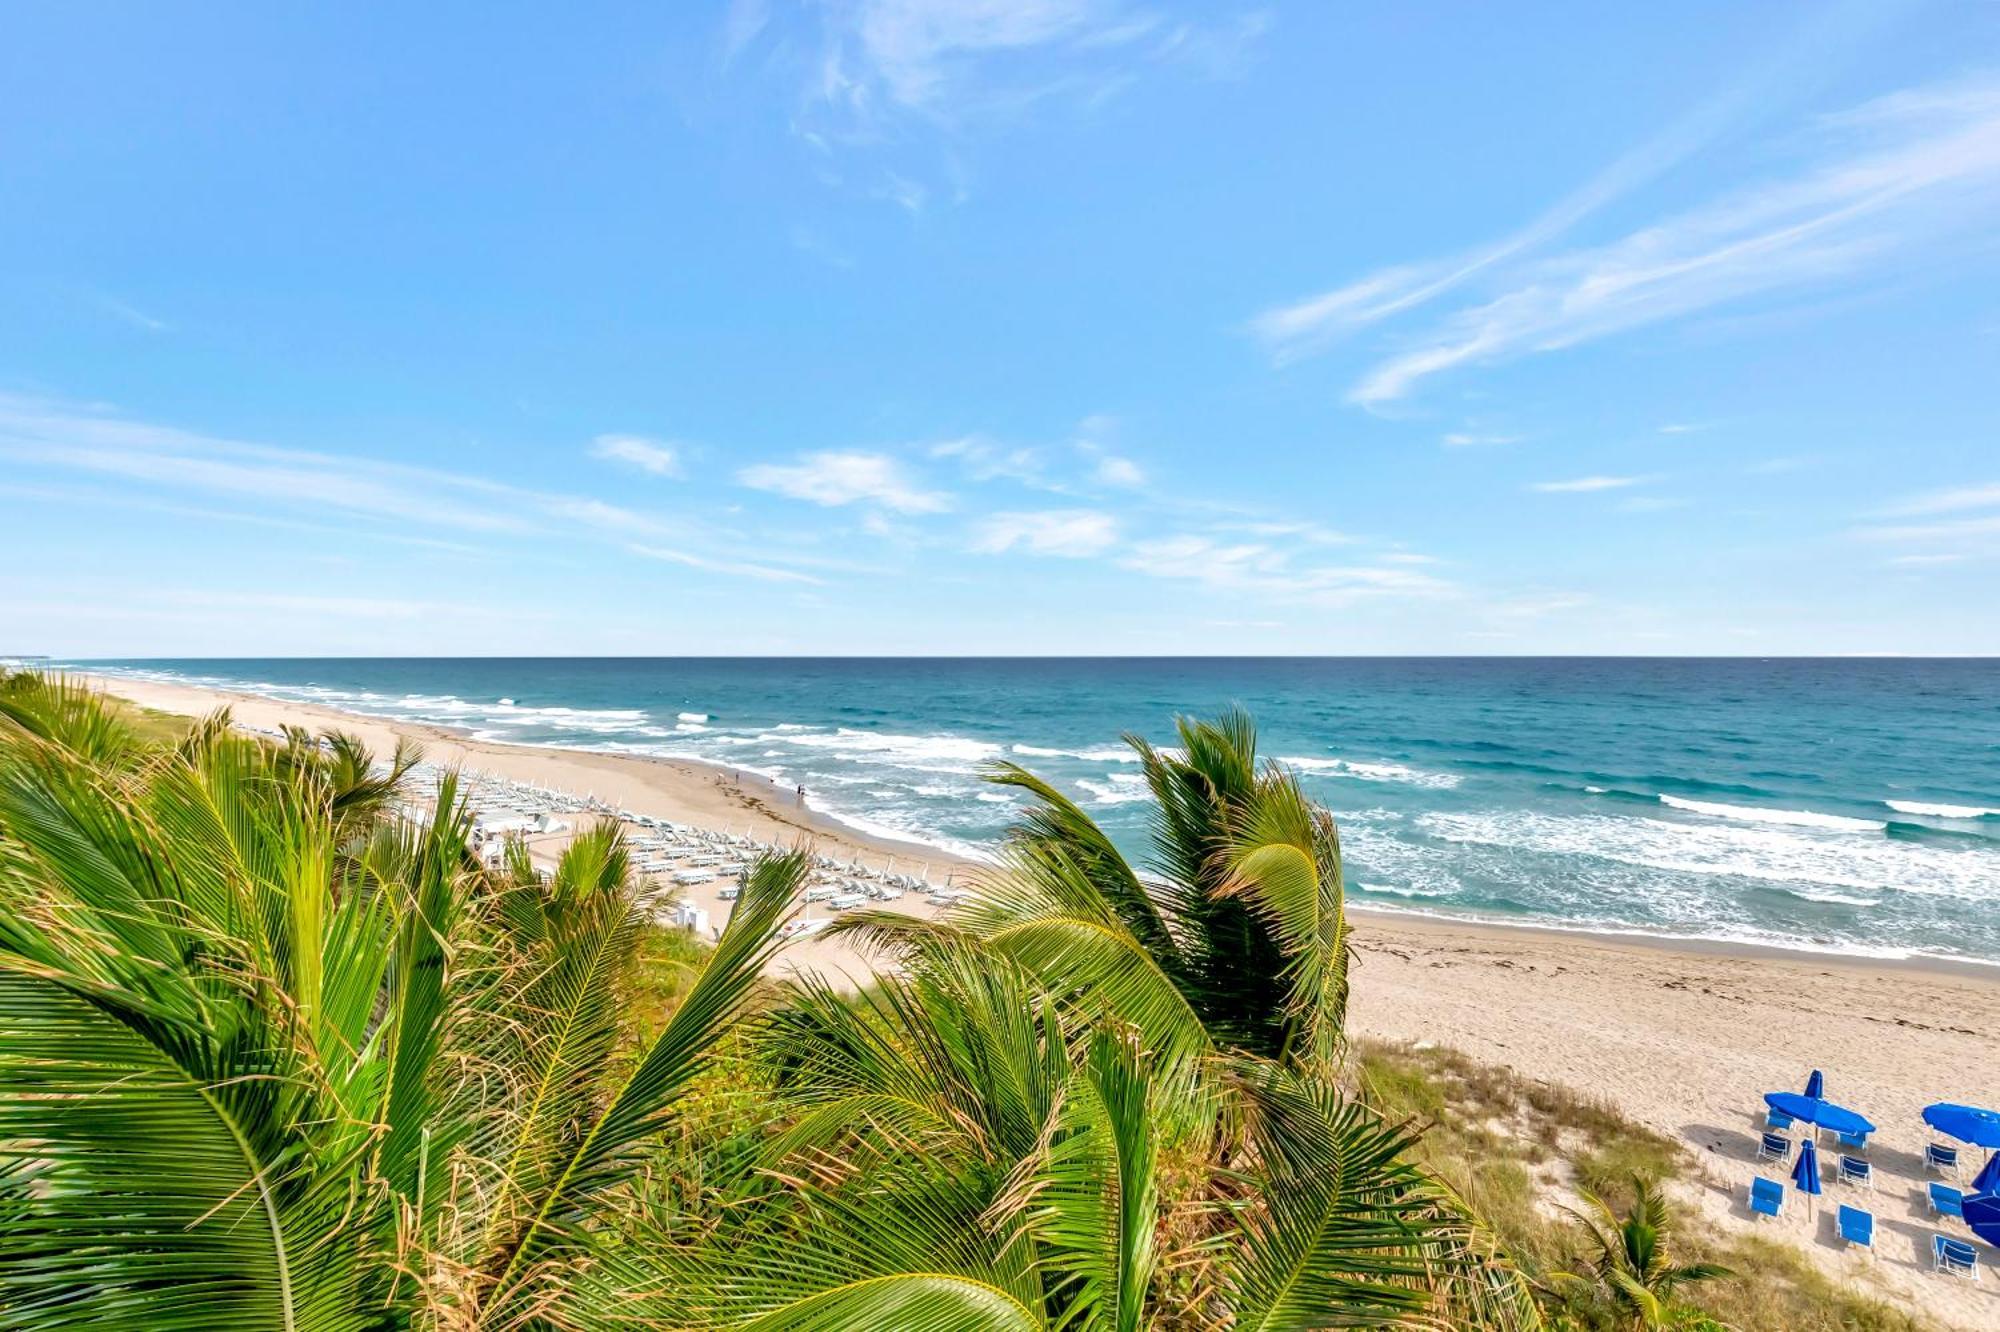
<box><xmin>1880</xmin><ymin>481</ymin><xmax>2000</xmax><ymax>516</ymax></box>
<box><xmin>0</xmin><ymin>394</ymin><xmax>844</xmax><ymax>585</ymax></box>
<box><xmin>740</xmin><ymin>1</ymin><xmax>1264</xmax><ymax>181</ymax></box>
<box><xmin>1853</xmin><ymin>478</ymin><xmax>2000</xmax><ymax>560</ymax></box>
<box><xmin>1119</xmin><ymin>534</ymin><xmax>1454</xmax><ymax>606</ymax></box>
<box><xmin>738</xmin><ymin>449</ymin><xmax>952</xmax><ymax>512</ymax></box>
<box><xmin>95</xmin><ymin>294</ymin><xmax>172</xmax><ymax>333</ymax></box>
<box><xmin>627</xmin><ymin>543</ymin><xmax>824</xmax><ymax>584</ymax></box>
<box><xmin>1253</xmin><ymin>74</ymin><xmax>2000</xmax><ymax>406</ymax></box>
<box><xmin>1441</xmin><ymin>431</ymin><xmax>1521</xmax><ymax>448</ymax></box>
<box><xmin>930</xmin><ymin>435</ymin><xmax>1052</xmax><ymax>488</ymax></box>
<box><xmin>970</xmin><ymin>509</ymin><xmax>1118</xmax><ymax>556</ymax></box>
<box><xmin>1092</xmin><ymin>454</ymin><xmax>1145</xmax><ymax>487</ymax></box>
<box><xmin>1529</xmin><ymin>475</ymin><xmax>1655</xmax><ymax>493</ymax></box>
<box><xmin>591</xmin><ymin>433</ymin><xmax>684</xmax><ymax>477</ymax></box>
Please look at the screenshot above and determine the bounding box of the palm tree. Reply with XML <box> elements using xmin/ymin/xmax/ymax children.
<box><xmin>609</xmin><ymin>709</ymin><xmax>1541</xmax><ymax>1329</ymax></box>
<box><xmin>0</xmin><ymin>681</ymin><xmax>803</xmax><ymax>1329</ymax></box>
<box><xmin>1545</xmin><ymin>1179</ymin><xmax>1732</xmax><ymax>1331</ymax></box>
<box><xmin>838</xmin><ymin>709</ymin><xmax>1352</xmax><ymax>1074</ymax></box>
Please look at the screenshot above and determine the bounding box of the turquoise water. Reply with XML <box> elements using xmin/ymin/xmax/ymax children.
<box><xmin>65</xmin><ymin>658</ymin><xmax>2000</xmax><ymax>963</ymax></box>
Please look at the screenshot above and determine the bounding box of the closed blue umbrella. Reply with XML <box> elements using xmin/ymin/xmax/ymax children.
<box><xmin>1791</xmin><ymin>1137</ymin><xmax>1822</xmax><ymax>1217</ymax></box>
<box><xmin>1967</xmin><ymin>1193</ymin><xmax>2000</xmax><ymax>1249</ymax></box>
<box><xmin>1803</xmin><ymin>1069</ymin><xmax>1824</xmax><ymax>1099</ymax></box>
<box><xmin>1924</xmin><ymin>1103</ymin><xmax>2000</xmax><ymax>1150</ymax></box>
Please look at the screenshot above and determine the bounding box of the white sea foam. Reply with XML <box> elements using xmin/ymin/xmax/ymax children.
<box><xmin>677</xmin><ymin>711</ymin><xmax>709</xmax><ymax>723</ymax></box>
<box><xmin>1417</xmin><ymin>809</ymin><xmax>1998</xmax><ymax>903</ymax></box>
<box><xmin>1783</xmin><ymin>887</ymin><xmax>1881</xmax><ymax>907</ymax></box>
<box><xmin>1886</xmin><ymin>799</ymin><xmax>1998</xmax><ymax>819</ymax></box>
<box><xmin>1355</xmin><ymin>881</ymin><xmax>1453</xmax><ymax>899</ymax></box>
<box><xmin>1281</xmin><ymin>756</ymin><xmax>1462</xmax><ymax>789</ymax></box>
<box><xmin>1658</xmin><ymin>794</ymin><xmax>1882</xmax><ymax>833</ymax></box>
<box><xmin>775</xmin><ymin>728</ymin><xmax>1004</xmax><ymax>765</ymax></box>
<box><xmin>1011</xmin><ymin>743</ymin><xmax>1137</xmax><ymax>762</ymax></box>
<box><xmin>1077</xmin><ymin>778</ymin><xmax>1151</xmax><ymax>806</ymax></box>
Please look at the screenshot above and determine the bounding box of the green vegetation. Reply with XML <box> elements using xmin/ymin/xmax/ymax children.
<box><xmin>0</xmin><ymin>677</ymin><xmax>1926</xmax><ymax>1330</ymax></box>
<box><xmin>1355</xmin><ymin>1042</ymin><xmax>1933</xmax><ymax>1332</ymax></box>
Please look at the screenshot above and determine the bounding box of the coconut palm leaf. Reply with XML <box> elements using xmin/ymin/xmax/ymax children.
<box><xmin>477</xmin><ymin>847</ymin><xmax>806</xmax><ymax>1320</ymax></box>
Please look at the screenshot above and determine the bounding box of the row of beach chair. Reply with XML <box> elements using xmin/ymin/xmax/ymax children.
<box><xmin>1746</xmin><ymin>1180</ymin><xmax>1978</xmax><ymax>1279</ymax></box>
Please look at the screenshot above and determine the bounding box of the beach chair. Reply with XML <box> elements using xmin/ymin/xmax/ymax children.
<box><xmin>1838</xmin><ymin>1155</ymin><xmax>1873</xmax><ymax>1189</ymax></box>
<box><xmin>1765</xmin><ymin>1107</ymin><xmax>1795</xmax><ymax>1132</ymax></box>
<box><xmin>1756</xmin><ymin>1132</ymin><xmax>1791</xmax><ymax>1164</ymax></box>
<box><xmin>1837</xmin><ymin>1205</ymin><xmax>1874</xmax><ymax>1254</ymax></box>
<box><xmin>1932</xmin><ymin>1234</ymin><xmax>1978</xmax><ymax>1280</ymax></box>
<box><xmin>1835</xmin><ymin>1127</ymin><xmax>1870</xmax><ymax>1151</ymax></box>
<box><xmin>1926</xmin><ymin>1142</ymin><xmax>1960</xmax><ymax>1177</ymax></box>
<box><xmin>1928</xmin><ymin>1182</ymin><xmax>1965</xmax><ymax>1221</ymax></box>
<box><xmin>1748</xmin><ymin>1177</ymin><xmax>1784</xmax><ymax>1220</ymax></box>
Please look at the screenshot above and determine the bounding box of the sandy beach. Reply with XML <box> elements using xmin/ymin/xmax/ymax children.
<box><xmin>85</xmin><ymin>672</ymin><xmax>2000</xmax><ymax>1328</ymax></box>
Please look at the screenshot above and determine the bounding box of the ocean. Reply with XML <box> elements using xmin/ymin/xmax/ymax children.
<box><xmin>62</xmin><ymin>657</ymin><xmax>2000</xmax><ymax>964</ymax></box>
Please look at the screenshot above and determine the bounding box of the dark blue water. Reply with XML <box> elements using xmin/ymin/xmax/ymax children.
<box><xmin>64</xmin><ymin>658</ymin><xmax>2000</xmax><ymax>961</ymax></box>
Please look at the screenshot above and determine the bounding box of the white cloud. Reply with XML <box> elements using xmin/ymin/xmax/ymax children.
<box><xmin>738</xmin><ymin>449</ymin><xmax>952</xmax><ymax>512</ymax></box>
<box><xmin>96</xmin><ymin>295</ymin><xmax>172</xmax><ymax>333</ymax></box>
<box><xmin>1881</xmin><ymin>481</ymin><xmax>2000</xmax><ymax>516</ymax></box>
<box><xmin>0</xmin><ymin>393</ymin><xmax>741</xmax><ymax>560</ymax></box>
<box><xmin>591</xmin><ymin>433</ymin><xmax>684</xmax><ymax>477</ymax></box>
<box><xmin>1093</xmin><ymin>454</ymin><xmax>1145</xmax><ymax>487</ymax></box>
<box><xmin>1119</xmin><ymin>534</ymin><xmax>1454</xmax><ymax>606</ymax></box>
<box><xmin>971</xmin><ymin>509</ymin><xmax>1119</xmax><ymax>556</ymax></box>
<box><xmin>930</xmin><ymin>435</ymin><xmax>1051</xmax><ymax>487</ymax></box>
<box><xmin>817</xmin><ymin>0</ymin><xmax>1154</xmax><ymax>112</ymax></box>
<box><xmin>628</xmin><ymin>543</ymin><xmax>824</xmax><ymax>584</ymax></box>
<box><xmin>1441</xmin><ymin>432</ymin><xmax>1521</xmax><ymax>448</ymax></box>
<box><xmin>1211</xmin><ymin>519</ymin><xmax>1357</xmax><ymax>546</ymax></box>
<box><xmin>1252</xmin><ymin>75</ymin><xmax>2000</xmax><ymax>405</ymax></box>
<box><xmin>1529</xmin><ymin>475</ymin><xmax>1654</xmax><ymax>493</ymax></box>
<box><xmin>1888</xmin><ymin>552</ymin><xmax>1965</xmax><ymax>567</ymax></box>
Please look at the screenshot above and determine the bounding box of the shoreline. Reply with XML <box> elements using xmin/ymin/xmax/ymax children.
<box><xmin>70</xmin><ymin>665</ymin><xmax>1995</xmax><ymax>980</ymax></box>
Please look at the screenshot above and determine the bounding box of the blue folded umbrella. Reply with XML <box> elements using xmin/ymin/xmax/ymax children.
<box><xmin>1764</xmin><ymin>1091</ymin><xmax>1875</xmax><ymax>1138</ymax></box>
<box><xmin>1967</xmin><ymin>1192</ymin><xmax>2000</xmax><ymax>1248</ymax></box>
<box><xmin>1804</xmin><ymin>1069</ymin><xmax>1824</xmax><ymax>1099</ymax></box>
<box><xmin>1792</xmin><ymin>1137</ymin><xmax>1822</xmax><ymax>1200</ymax></box>
<box><xmin>1924</xmin><ymin>1103</ymin><xmax>2000</xmax><ymax>1150</ymax></box>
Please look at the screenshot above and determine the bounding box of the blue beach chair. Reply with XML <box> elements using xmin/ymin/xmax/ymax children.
<box><xmin>1836</xmin><ymin>1127</ymin><xmax>1870</xmax><ymax>1151</ymax></box>
<box><xmin>1837</xmin><ymin>1205</ymin><xmax>1874</xmax><ymax>1254</ymax></box>
<box><xmin>1765</xmin><ymin>1107</ymin><xmax>1795</xmax><ymax>1132</ymax></box>
<box><xmin>1838</xmin><ymin>1155</ymin><xmax>1872</xmax><ymax>1189</ymax></box>
<box><xmin>1926</xmin><ymin>1142</ymin><xmax>1960</xmax><ymax>1177</ymax></box>
<box><xmin>1748</xmin><ymin>1176</ymin><xmax>1784</xmax><ymax>1220</ymax></box>
<box><xmin>1929</xmin><ymin>1182</ymin><xmax>1965</xmax><ymax>1220</ymax></box>
<box><xmin>1756</xmin><ymin>1132</ymin><xmax>1790</xmax><ymax>1164</ymax></box>
<box><xmin>1933</xmin><ymin>1233</ymin><xmax>1978</xmax><ymax>1280</ymax></box>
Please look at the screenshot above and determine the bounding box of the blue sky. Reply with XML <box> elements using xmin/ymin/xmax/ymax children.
<box><xmin>2</xmin><ymin>1</ymin><xmax>1997</xmax><ymax>656</ymax></box>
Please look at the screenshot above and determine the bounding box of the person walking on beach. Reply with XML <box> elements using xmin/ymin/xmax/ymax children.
<box><xmin>796</xmin><ymin>784</ymin><xmax>806</xmax><ymax>805</ymax></box>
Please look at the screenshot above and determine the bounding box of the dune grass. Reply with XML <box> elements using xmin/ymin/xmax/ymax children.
<box><xmin>1354</xmin><ymin>1039</ymin><xmax>1933</xmax><ymax>1332</ymax></box>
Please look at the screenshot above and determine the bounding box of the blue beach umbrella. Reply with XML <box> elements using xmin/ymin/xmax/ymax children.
<box><xmin>1763</xmin><ymin>1091</ymin><xmax>1875</xmax><ymax>1139</ymax></box>
<box><xmin>1803</xmin><ymin>1069</ymin><xmax>1824</xmax><ymax>1099</ymax></box>
<box><xmin>1791</xmin><ymin>1137</ymin><xmax>1822</xmax><ymax>1216</ymax></box>
<box><xmin>1972</xmin><ymin>1151</ymin><xmax>2000</xmax><ymax>1197</ymax></box>
<box><xmin>1923</xmin><ymin>1103</ymin><xmax>2000</xmax><ymax>1150</ymax></box>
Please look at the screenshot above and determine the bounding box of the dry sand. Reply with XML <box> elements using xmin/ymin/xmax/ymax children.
<box><xmin>86</xmin><ymin>673</ymin><xmax>2000</xmax><ymax>1328</ymax></box>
